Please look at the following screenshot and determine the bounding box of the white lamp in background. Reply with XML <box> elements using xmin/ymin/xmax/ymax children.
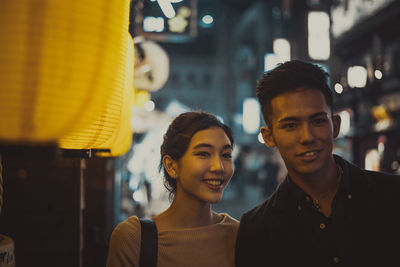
<box><xmin>347</xmin><ymin>66</ymin><xmax>367</xmax><ymax>88</ymax></box>
<box><xmin>273</xmin><ymin>38</ymin><xmax>291</xmax><ymax>63</ymax></box>
<box><xmin>133</xmin><ymin>38</ymin><xmax>170</xmax><ymax>92</ymax></box>
<box><xmin>337</xmin><ymin>109</ymin><xmax>351</xmax><ymax>137</ymax></box>
<box><xmin>334</xmin><ymin>83</ymin><xmax>344</xmax><ymax>94</ymax></box>
<box><xmin>264</xmin><ymin>53</ymin><xmax>279</xmax><ymax>72</ymax></box>
<box><xmin>243</xmin><ymin>98</ymin><xmax>260</xmax><ymax>134</ymax></box>
<box><xmin>374</xmin><ymin>70</ymin><xmax>383</xmax><ymax>80</ymax></box>
<box><xmin>264</xmin><ymin>38</ymin><xmax>291</xmax><ymax>72</ymax></box>
<box><xmin>308</xmin><ymin>11</ymin><xmax>330</xmax><ymax>60</ymax></box>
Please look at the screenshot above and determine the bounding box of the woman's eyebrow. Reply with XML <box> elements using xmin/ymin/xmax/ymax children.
<box><xmin>192</xmin><ymin>143</ymin><xmax>232</xmax><ymax>150</ymax></box>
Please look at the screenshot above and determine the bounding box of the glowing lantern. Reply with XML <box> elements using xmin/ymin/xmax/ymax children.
<box><xmin>58</xmin><ymin>32</ymin><xmax>134</xmax><ymax>157</ymax></box>
<box><xmin>0</xmin><ymin>0</ymin><xmax>130</xmax><ymax>142</ymax></box>
<box><xmin>96</xmin><ymin>35</ymin><xmax>135</xmax><ymax>157</ymax></box>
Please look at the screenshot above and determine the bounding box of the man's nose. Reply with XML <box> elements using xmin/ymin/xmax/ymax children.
<box><xmin>299</xmin><ymin>123</ymin><xmax>316</xmax><ymax>144</ymax></box>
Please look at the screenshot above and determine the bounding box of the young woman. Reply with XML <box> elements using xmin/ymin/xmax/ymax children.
<box><xmin>106</xmin><ymin>111</ymin><xmax>239</xmax><ymax>267</ymax></box>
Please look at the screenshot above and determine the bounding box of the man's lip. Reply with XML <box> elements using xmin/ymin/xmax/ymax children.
<box><xmin>296</xmin><ymin>149</ymin><xmax>321</xmax><ymax>157</ymax></box>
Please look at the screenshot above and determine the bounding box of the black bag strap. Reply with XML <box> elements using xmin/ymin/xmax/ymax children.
<box><xmin>139</xmin><ymin>218</ymin><xmax>158</xmax><ymax>267</ymax></box>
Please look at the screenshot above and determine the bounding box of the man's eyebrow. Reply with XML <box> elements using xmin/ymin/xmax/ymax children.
<box><xmin>278</xmin><ymin>116</ymin><xmax>300</xmax><ymax>123</ymax></box>
<box><xmin>278</xmin><ymin>112</ymin><xmax>328</xmax><ymax>123</ymax></box>
<box><xmin>310</xmin><ymin>112</ymin><xmax>328</xmax><ymax>119</ymax></box>
<box><xmin>193</xmin><ymin>143</ymin><xmax>233</xmax><ymax>150</ymax></box>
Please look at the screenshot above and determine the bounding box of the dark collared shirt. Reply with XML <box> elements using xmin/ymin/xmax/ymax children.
<box><xmin>235</xmin><ymin>155</ymin><xmax>400</xmax><ymax>267</ymax></box>
<box><xmin>286</xmin><ymin>162</ymin><xmax>354</xmax><ymax>266</ymax></box>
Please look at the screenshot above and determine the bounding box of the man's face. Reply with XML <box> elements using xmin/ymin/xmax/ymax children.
<box><xmin>261</xmin><ymin>87</ymin><xmax>341</xmax><ymax>180</ymax></box>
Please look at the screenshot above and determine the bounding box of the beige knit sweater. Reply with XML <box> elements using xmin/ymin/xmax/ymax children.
<box><xmin>106</xmin><ymin>213</ymin><xmax>239</xmax><ymax>267</ymax></box>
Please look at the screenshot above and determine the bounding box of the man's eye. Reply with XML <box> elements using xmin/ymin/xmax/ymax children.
<box><xmin>313</xmin><ymin>118</ymin><xmax>327</xmax><ymax>125</ymax></box>
<box><xmin>282</xmin><ymin>123</ymin><xmax>296</xmax><ymax>129</ymax></box>
<box><xmin>222</xmin><ymin>153</ymin><xmax>232</xmax><ymax>159</ymax></box>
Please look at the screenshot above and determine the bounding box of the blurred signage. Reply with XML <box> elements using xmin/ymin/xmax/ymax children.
<box><xmin>134</xmin><ymin>0</ymin><xmax>197</xmax><ymax>42</ymax></box>
<box><xmin>331</xmin><ymin>0</ymin><xmax>395</xmax><ymax>38</ymax></box>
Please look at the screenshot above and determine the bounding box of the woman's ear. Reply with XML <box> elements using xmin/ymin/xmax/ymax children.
<box><xmin>261</xmin><ymin>126</ymin><xmax>276</xmax><ymax>148</ymax></box>
<box><xmin>162</xmin><ymin>155</ymin><xmax>178</xmax><ymax>178</ymax></box>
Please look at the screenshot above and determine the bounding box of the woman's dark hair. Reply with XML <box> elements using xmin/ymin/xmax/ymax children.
<box><xmin>159</xmin><ymin>111</ymin><xmax>234</xmax><ymax>198</ymax></box>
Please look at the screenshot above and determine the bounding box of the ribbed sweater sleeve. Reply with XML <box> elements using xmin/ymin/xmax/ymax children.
<box><xmin>107</xmin><ymin>216</ymin><xmax>141</xmax><ymax>267</ymax></box>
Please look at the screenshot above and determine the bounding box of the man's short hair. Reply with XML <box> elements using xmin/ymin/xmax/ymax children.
<box><xmin>256</xmin><ymin>60</ymin><xmax>333</xmax><ymax>126</ymax></box>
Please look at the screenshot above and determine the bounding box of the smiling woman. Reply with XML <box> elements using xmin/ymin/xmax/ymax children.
<box><xmin>106</xmin><ymin>111</ymin><xmax>239</xmax><ymax>267</ymax></box>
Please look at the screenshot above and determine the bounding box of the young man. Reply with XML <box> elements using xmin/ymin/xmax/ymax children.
<box><xmin>235</xmin><ymin>60</ymin><xmax>400</xmax><ymax>267</ymax></box>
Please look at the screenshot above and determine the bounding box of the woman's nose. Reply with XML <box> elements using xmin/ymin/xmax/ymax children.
<box><xmin>210</xmin><ymin>155</ymin><xmax>224</xmax><ymax>172</ymax></box>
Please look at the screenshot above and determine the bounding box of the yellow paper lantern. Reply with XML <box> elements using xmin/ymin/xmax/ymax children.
<box><xmin>97</xmin><ymin>84</ymin><xmax>134</xmax><ymax>157</ymax></box>
<box><xmin>0</xmin><ymin>0</ymin><xmax>130</xmax><ymax>142</ymax></box>
<box><xmin>59</xmin><ymin>32</ymin><xmax>134</xmax><ymax>156</ymax></box>
<box><xmin>94</xmin><ymin>34</ymin><xmax>135</xmax><ymax>157</ymax></box>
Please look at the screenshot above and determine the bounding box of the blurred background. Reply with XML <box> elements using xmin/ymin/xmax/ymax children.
<box><xmin>1</xmin><ymin>0</ymin><xmax>400</xmax><ymax>266</ymax></box>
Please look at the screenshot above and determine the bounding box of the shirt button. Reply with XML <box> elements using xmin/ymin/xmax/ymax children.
<box><xmin>319</xmin><ymin>223</ymin><xmax>326</xmax><ymax>230</ymax></box>
<box><xmin>333</xmin><ymin>257</ymin><xmax>340</xmax><ymax>263</ymax></box>
<box><xmin>347</xmin><ymin>194</ymin><xmax>352</xmax><ymax>199</ymax></box>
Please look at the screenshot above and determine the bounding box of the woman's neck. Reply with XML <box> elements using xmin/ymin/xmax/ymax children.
<box><xmin>153</xmin><ymin>193</ymin><xmax>221</xmax><ymax>231</ymax></box>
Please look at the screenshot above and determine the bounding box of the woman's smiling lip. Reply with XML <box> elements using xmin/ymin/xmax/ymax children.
<box><xmin>202</xmin><ymin>178</ymin><xmax>225</xmax><ymax>190</ymax></box>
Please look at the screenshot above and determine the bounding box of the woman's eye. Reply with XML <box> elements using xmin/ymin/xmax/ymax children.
<box><xmin>196</xmin><ymin>151</ymin><xmax>210</xmax><ymax>157</ymax></box>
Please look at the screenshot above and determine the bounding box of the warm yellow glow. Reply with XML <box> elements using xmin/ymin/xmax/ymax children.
<box><xmin>371</xmin><ymin>105</ymin><xmax>390</xmax><ymax>122</ymax></box>
<box><xmin>97</xmin><ymin>35</ymin><xmax>135</xmax><ymax>157</ymax></box>
<box><xmin>0</xmin><ymin>0</ymin><xmax>131</xmax><ymax>142</ymax></box>
<box><xmin>59</xmin><ymin>32</ymin><xmax>134</xmax><ymax>157</ymax></box>
<box><xmin>365</xmin><ymin>149</ymin><xmax>380</xmax><ymax>171</ymax></box>
<box><xmin>134</xmin><ymin>90</ymin><xmax>151</xmax><ymax>108</ymax></box>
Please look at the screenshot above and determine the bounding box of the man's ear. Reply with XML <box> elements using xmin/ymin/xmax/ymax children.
<box><xmin>332</xmin><ymin>114</ymin><xmax>341</xmax><ymax>138</ymax></box>
<box><xmin>162</xmin><ymin>155</ymin><xmax>178</xmax><ymax>178</ymax></box>
<box><xmin>261</xmin><ymin>126</ymin><xmax>276</xmax><ymax>148</ymax></box>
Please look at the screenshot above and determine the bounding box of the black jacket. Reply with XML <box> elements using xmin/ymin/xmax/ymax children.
<box><xmin>235</xmin><ymin>155</ymin><xmax>400</xmax><ymax>267</ymax></box>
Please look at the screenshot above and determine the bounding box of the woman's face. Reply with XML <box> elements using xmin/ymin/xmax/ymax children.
<box><xmin>174</xmin><ymin>127</ymin><xmax>234</xmax><ymax>204</ymax></box>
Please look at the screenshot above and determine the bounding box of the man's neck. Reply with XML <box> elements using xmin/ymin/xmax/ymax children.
<box><xmin>289</xmin><ymin>159</ymin><xmax>341</xmax><ymax>216</ymax></box>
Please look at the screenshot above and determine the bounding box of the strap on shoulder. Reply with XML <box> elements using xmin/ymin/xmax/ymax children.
<box><xmin>139</xmin><ymin>218</ymin><xmax>158</xmax><ymax>267</ymax></box>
